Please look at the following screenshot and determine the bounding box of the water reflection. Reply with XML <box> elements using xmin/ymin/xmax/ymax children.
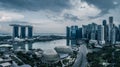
<box><xmin>12</xmin><ymin>39</ymin><xmax>79</xmax><ymax>51</ymax></box>
<box><xmin>12</xmin><ymin>39</ymin><xmax>66</xmax><ymax>51</ymax></box>
<box><xmin>67</xmin><ymin>38</ymin><xmax>78</xmax><ymax>47</ymax></box>
<box><xmin>12</xmin><ymin>42</ymin><xmax>32</xmax><ymax>51</ymax></box>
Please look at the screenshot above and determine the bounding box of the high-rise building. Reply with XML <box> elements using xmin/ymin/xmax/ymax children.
<box><xmin>66</xmin><ymin>27</ymin><xmax>70</xmax><ymax>39</ymax></box>
<box><xmin>103</xmin><ymin>20</ymin><xmax>107</xmax><ymax>26</ymax></box>
<box><xmin>10</xmin><ymin>24</ymin><xmax>33</xmax><ymax>39</ymax></box>
<box><xmin>102</xmin><ymin>20</ymin><xmax>108</xmax><ymax>42</ymax></box>
<box><xmin>108</xmin><ymin>16</ymin><xmax>114</xmax><ymax>43</ymax></box>
<box><xmin>91</xmin><ymin>32</ymin><xmax>96</xmax><ymax>40</ymax></box>
<box><xmin>66</xmin><ymin>26</ymin><xmax>79</xmax><ymax>46</ymax></box>
<box><xmin>28</xmin><ymin>26</ymin><xmax>33</xmax><ymax>38</ymax></box>
<box><xmin>10</xmin><ymin>24</ymin><xmax>20</xmax><ymax>38</ymax></box>
<box><xmin>115</xmin><ymin>26</ymin><xmax>119</xmax><ymax>41</ymax></box>
<box><xmin>71</xmin><ymin>26</ymin><xmax>78</xmax><ymax>39</ymax></box>
<box><xmin>20</xmin><ymin>26</ymin><xmax>26</xmax><ymax>38</ymax></box>
<box><xmin>13</xmin><ymin>25</ymin><xmax>19</xmax><ymax>38</ymax></box>
<box><xmin>97</xmin><ymin>25</ymin><xmax>105</xmax><ymax>45</ymax></box>
<box><xmin>66</xmin><ymin>26</ymin><xmax>70</xmax><ymax>46</ymax></box>
<box><xmin>118</xmin><ymin>25</ymin><xmax>120</xmax><ymax>41</ymax></box>
<box><xmin>82</xmin><ymin>25</ymin><xmax>88</xmax><ymax>38</ymax></box>
<box><xmin>90</xmin><ymin>23</ymin><xmax>98</xmax><ymax>40</ymax></box>
<box><xmin>109</xmin><ymin>16</ymin><xmax>113</xmax><ymax>24</ymax></box>
<box><xmin>76</xmin><ymin>28</ymin><xmax>82</xmax><ymax>39</ymax></box>
<box><xmin>111</xmin><ymin>26</ymin><xmax>116</xmax><ymax>44</ymax></box>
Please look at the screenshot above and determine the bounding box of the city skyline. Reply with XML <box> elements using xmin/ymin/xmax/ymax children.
<box><xmin>0</xmin><ymin>0</ymin><xmax>120</xmax><ymax>34</ymax></box>
<box><xmin>67</xmin><ymin>16</ymin><xmax>120</xmax><ymax>45</ymax></box>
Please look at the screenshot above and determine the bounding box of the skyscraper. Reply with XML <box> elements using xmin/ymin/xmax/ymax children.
<box><xmin>102</xmin><ymin>20</ymin><xmax>108</xmax><ymax>42</ymax></box>
<box><xmin>82</xmin><ymin>25</ymin><xmax>87</xmax><ymax>38</ymax></box>
<box><xmin>28</xmin><ymin>26</ymin><xmax>33</xmax><ymax>38</ymax></box>
<box><xmin>66</xmin><ymin>26</ymin><xmax>79</xmax><ymax>46</ymax></box>
<box><xmin>97</xmin><ymin>25</ymin><xmax>105</xmax><ymax>45</ymax></box>
<box><xmin>103</xmin><ymin>20</ymin><xmax>107</xmax><ymax>26</ymax></box>
<box><xmin>111</xmin><ymin>26</ymin><xmax>116</xmax><ymax>44</ymax></box>
<box><xmin>115</xmin><ymin>26</ymin><xmax>119</xmax><ymax>41</ymax></box>
<box><xmin>71</xmin><ymin>26</ymin><xmax>78</xmax><ymax>39</ymax></box>
<box><xmin>76</xmin><ymin>28</ymin><xmax>82</xmax><ymax>39</ymax></box>
<box><xmin>66</xmin><ymin>26</ymin><xmax>70</xmax><ymax>39</ymax></box>
<box><xmin>90</xmin><ymin>23</ymin><xmax>98</xmax><ymax>40</ymax></box>
<box><xmin>109</xmin><ymin>16</ymin><xmax>113</xmax><ymax>24</ymax></box>
<box><xmin>66</xmin><ymin>26</ymin><xmax>70</xmax><ymax>46</ymax></box>
<box><xmin>118</xmin><ymin>25</ymin><xmax>120</xmax><ymax>41</ymax></box>
<box><xmin>10</xmin><ymin>24</ymin><xmax>20</xmax><ymax>38</ymax></box>
<box><xmin>91</xmin><ymin>32</ymin><xmax>96</xmax><ymax>40</ymax></box>
<box><xmin>108</xmin><ymin>16</ymin><xmax>114</xmax><ymax>43</ymax></box>
<box><xmin>13</xmin><ymin>25</ymin><xmax>19</xmax><ymax>38</ymax></box>
<box><xmin>20</xmin><ymin>26</ymin><xmax>26</xmax><ymax>38</ymax></box>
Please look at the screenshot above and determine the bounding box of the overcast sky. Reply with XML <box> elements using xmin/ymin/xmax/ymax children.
<box><xmin>0</xmin><ymin>0</ymin><xmax>120</xmax><ymax>34</ymax></box>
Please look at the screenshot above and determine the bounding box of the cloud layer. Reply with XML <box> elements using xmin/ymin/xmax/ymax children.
<box><xmin>0</xmin><ymin>0</ymin><xmax>119</xmax><ymax>34</ymax></box>
<box><xmin>82</xmin><ymin>0</ymin><xmax>120</xmax><ymax>14</ymax></box>
<box><xmin>0</xmin><ymin>0</ymin><xmax>71</xmax><ymax>12</ymax></box>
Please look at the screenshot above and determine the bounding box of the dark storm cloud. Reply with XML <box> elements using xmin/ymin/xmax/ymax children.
<box><xmin>82</xmin><ymin>0</ymin><xmax>120</xmax><ymax>14</ymax></box>
<box><xmin>64</xmin><ymin>13</ymin><xmax>82</xmax><ymax>22</ymax></box>
<box><xmin>0</xmin><ymin>0</ymin><xmax>71</xmax><ymax>11</ymax></box>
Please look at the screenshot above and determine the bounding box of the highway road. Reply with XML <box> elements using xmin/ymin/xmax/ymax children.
<box><xmin>72</xmin><ymin>45</ymin><xmax>88</xmax><ymax>67</ymax></box>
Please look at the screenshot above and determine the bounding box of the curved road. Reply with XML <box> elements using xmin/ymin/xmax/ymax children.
<box><xmin>72</xmin><ymin>45</ymin><xmax>88</xmax><ymax>67</ymax></box>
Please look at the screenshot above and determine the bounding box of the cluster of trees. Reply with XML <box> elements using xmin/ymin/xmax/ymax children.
<box><xmin>87</xmin><ymin>46</ymin><xmax>120</xmax><ymax>67</ymax></box>
<box><xmin>0</xmin><ymin>36</ymin><xmax>11</xmax><ymax>41</ymax></box>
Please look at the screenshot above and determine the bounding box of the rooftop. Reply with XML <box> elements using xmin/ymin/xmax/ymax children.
<box><xmin>0</xmin><ymin>44</ymin><xmax>12</xmax><ymax>48</ymax></box>
<box><xmin>0</xmin><ymin>62</ymin><xmax>11</xmax><ymax>67</ymax></box>
<box><xmin>54</xmin><ymin>46</ymin><xmax>73</xmax><ymax>54</ymax></box>
<box><xmin>41</xmin><ymin>49</ymin><xmax>60</xmax><ymax>63</ymax></box>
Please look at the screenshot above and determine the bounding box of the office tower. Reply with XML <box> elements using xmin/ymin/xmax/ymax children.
<box><xmin>66</xmin><ymin>26</ymin><xmax>70</xmax><ymax>46</ymax></box>
<box><xmin>82</xmin><ymin>25</ymin><xmax>87</xmax><ymax>38</ymax></box>
<box><xmin>20</xmin><ymin>26</ymin><xmax>26</xmax><ymax>38</ymax></box>
<box><xmin>91</xmin><ymin>32</ymin><xmax>96</xmax><ymax>40</ymax></box>
<box><xmin>86</xmin><ymin>24</ymin><xmax>91</xmax><ymax>39</ymax></box>
<box><xmin>108</xmin><ymin>16</ymin><xmax>114</xmax><ymax>43</ymax></box>
<box><xmin>103</xmin><ymin>20</ymin><xmax>107</xmax><ymax>26</ymax></box>
<box><xmin>118</xmin><ymin>25</ymin><xmax>120</xmax><ymax>41</ymax></box>
<box><xmin>119</xmin><ymin>25</ymin><xmax>120</xmax><ymax>32</ymax></box>
<box><xmin>71</xmin><ymin>26</ymin><xmax>78</xmax><ymax>39</ymax></box>
<box><xmin>66</xmin><ymin>26</ymin><xmax>70</xmax><ymax>39</ymax></box>
<box><xmin>115</xmin><ymin>26</ymin><xmax>119</xmax><ymax>41</ymax></box>
<box><xmin>102</xmin><ymin>20</ymin><xmax>108</xmax><ymax>42</ymax></box>
<box><xmin>90</xmin><ymin>23</ymin><xmax>97</xmax><ymax>40</ymax></box>
<box><xmin>28</xmin><ymin>26</ymin><xmax>33</xmax><ymax>38</ymax></box>
<box><xmin>109</xmin><ymin>16</ymin><xmax>113</xmax><ymax>26</ymax></box>
<box><xmin>76</xmin><ymin>28</ymin><xmax>82</xmax><ymax>39</ymax></box>
<box><xmin>97</xmin><ymin>25</ymin><xmax>105</xmax><ymax>45</ymax></box>
<box><xmin>111</xmin><ymin>26</ymin><xmax>116</xmax><ymax>44</ymax></box>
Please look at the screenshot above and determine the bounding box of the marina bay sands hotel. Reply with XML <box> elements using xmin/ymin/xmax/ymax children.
<box><xmin>10</xmin><ymin>24</ymin><xmax>33</xmax><ymax>39</ymax></box>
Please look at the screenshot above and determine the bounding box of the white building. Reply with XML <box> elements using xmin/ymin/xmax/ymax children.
<box><xmin>41</xmin><ymin>49</ymin><xmax>60</xmax><ymax>65</ymax></box>
<box><xmin>54</xmin><ymin>46</ymin><xmax>73</xmax><ymax>55</ymax></box>
<box><xmin>97</xmin><ymin>25</ymin><xmax>105</xmax><ymax>45</ymax></box>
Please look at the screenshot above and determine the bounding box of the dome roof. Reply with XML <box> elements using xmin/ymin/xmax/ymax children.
<box><xmin>41</xmin><ymin>49</ymin><xmax>60</xmax><ymax>63</ymax></box>
<box><xmin>54</xmin><ymin>46</ymin><xmax>73</xmax><ymax>54</ymax></box>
